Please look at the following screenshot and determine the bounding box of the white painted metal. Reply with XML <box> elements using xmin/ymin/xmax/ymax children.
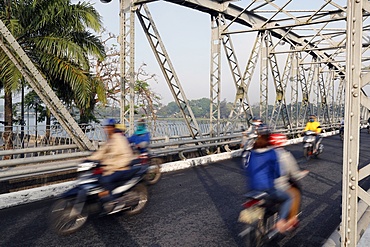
<box><xmin>136</xmin><ymin>4</ymin><xmax>202</xmax><ymax>138</ymax></box>
<box><xmin>341</xmin><ymin>1</ymin><xmax>362</xmax><ymax>246</ymax></box>
<box><xmin>120</xmin><ymin>0</ymin><xmax>136</xmax><ymax>134</ymax></box>
<box><xmin>210</xmin><ymin>14</ymin><xmax>222</xmax><ymax>137</ymax></box>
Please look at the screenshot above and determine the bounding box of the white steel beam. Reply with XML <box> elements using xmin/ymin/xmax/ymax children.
<box><xmin>121</xmin><ymin>0</ymin><xmax>136</xmax><ymax>134</ymax></box>
<box><xmin>341</xmin><ymin>0</ymin><xmax>362</xmax><ymax>246</ymax></box>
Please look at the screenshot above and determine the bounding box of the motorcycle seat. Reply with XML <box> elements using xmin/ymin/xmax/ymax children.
<box><xmin>244</xmin><ymin>191</ymin><xmax>269</xmax><ymax>200</ymax></box>
<box><xmin>244</xmin><ymin>191</ymin><xmax>281</xmax><ymax>209</ymax></box>
<box><xmin>113</xmin><ymin>166</ymin><xmax>142</xmax><ymax>186</ymax></box>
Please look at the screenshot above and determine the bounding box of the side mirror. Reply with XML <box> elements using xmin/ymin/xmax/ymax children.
<box><xmin>100</xmin><ymin>0</ymin><xmax>112</xmax><ymax>3</ymax></box>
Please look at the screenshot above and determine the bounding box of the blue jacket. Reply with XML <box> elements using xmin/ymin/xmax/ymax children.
<box><xmin>245</xmin><ymin>148</ymin><xmax>281</xmax><ymax>191</ymax></box>
<box><xmin>128</xmin><ymin>132</ymin><xmax>150</xmax><ymax>153</ymax></box>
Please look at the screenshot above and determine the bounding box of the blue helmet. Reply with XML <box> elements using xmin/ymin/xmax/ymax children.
<box><xmin>102</xmin><ymin>118</ymin><xmax>116</xmax><ymax>127</ymax></box>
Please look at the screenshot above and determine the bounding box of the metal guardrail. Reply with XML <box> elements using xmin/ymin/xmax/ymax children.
<box><xmin>0</xmin><ymin>124</ymin><xmax>343</xmax><ymax>182</ymax></box>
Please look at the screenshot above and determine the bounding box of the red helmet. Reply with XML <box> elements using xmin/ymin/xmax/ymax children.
<box><xmin>269</xmin><ymin>133</ymin><xmax>287</xmax><ymax>147</ymax></box>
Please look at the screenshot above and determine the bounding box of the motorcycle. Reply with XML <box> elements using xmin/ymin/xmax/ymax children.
<box><xmin>241</xmin><ymin>134</ymin><xmax>258</xmax><ymax>169</ymax></box>
<box><xmin>302</xmin><ymin>131</ymin><xmax>323</xmax><ymax>160</ymax></box>
<box><xmin>49</xmin><ymin>160</ymin><xmax>149</xmax><ymax>235</ymax></box>
<box><xmin>238</xmin><ymin>179</ymin><xmax>304</xmax><ymax>247</ymax></box>
<box><xmin>136</xmin><ymin>152</ymin><xmax>162</xmax><ymax>185</ymax></box>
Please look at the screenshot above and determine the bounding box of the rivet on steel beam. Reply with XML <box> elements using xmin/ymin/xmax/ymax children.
<box><xmin>349</xmin><ymin>159</ymin><xmax>352</xmax><ymax>163</ymax></box>
<box><xmin>351</xmin><ymin>176</ymin><xmax>356</xmax><ymax>181</ymax></box>
<box><xmin>350</xmin><ymin>136</ymin><xmax>353</xmax><ymax>140</ymax></box>
<box><xmin>350</xmin><ymin>112</ymin><xmax>354</xmax><ymax>116</ymax></box>
<box><xmin>353</xmin><ymin>84</ymin><xmax>358</xmax><ymax>88</ymax></box>
<box><xmin>351</xmin><ymin>185</ymin><xmax>356</xmax><ymax>190</ymax></box>
<box><xmin>353</xmin><ymin>93</ymin><xmax>358</xmax><ymax>97</ymax></box>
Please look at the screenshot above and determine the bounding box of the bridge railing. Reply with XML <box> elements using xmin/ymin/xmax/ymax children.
<box><xmin>0</xmin><ymin>123</ymin><xmax>342</xmax><ymax>183</ymax></box>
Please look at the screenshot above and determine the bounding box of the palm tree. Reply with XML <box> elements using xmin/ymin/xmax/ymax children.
<box><xmin>0</xmin><ymin>0</ymin><xmax>106</xmax><ymax>149</ymax></box>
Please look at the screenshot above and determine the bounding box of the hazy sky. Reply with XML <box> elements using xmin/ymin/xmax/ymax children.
<box><xmin>75</xmin><ymin>0</ymin><xmax>259</xmax><ymax>105</ymax></box>
<box><xmin>74</xmin><ymin>1</ymin><xmax>346</xmax><ymax>106</ymax></box>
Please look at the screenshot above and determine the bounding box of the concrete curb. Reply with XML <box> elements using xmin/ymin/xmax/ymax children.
<box><xmin>0</xmin><ymin>131</ymin><xmax>337</xmax><ymax>210</ymax></box>
<box><xmin>0</xmin><ymin>181</ymin><xmax>75</xmax><ymax>209</ymax></box>
<box><xmin>160</xmin><ymin>149</ymin><xmax>242</xmax><ymax>173</ymax></box>
<box><xmin>0</xmin><ymin>149</ymin><xmax>243</xmax><ymax>210</ymax></box>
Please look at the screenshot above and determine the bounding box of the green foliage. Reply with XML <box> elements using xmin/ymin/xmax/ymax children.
<box><xmin>0</xmin><ymin>0</ymin><xmax>106</xmax><ymax>124</ymax></box>
<box><xmin>156</xmin><ymin>98</ymin><xmax>233</xmax><ymax>119</ymax></box>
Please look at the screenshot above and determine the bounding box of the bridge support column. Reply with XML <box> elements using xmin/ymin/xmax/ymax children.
<box><xmin>341</xmin><ymin>0</ymin><xmax>362</xmax><ymax>246</ymax></box>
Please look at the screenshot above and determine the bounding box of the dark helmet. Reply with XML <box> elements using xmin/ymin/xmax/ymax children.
<box><xmin>252</xmin><ymin>116</ymin><xmax>263</xmax><ymax>126</ymax></box>
<box><xmin>102</xmin><ymin>118</ymin><xmax>116</xmax><ymax>127</ymax></box>
<box><xmin>256</xmin><ymin>124</ymin><xmax>271</xmax><ymax>136</ymax></box>
<box><xmin>252</xmin><ymin>116</ymin><xmax>262</xmax><ymax>122</ymax></box>
<box><xmin>137</xmin><ymin>118</ymin><xmax>146</xmax><ymax>126</ymax></box>
<box><xmin>309</xmin><ymin>115</ymin><xmax>316</xmax><ymax>122</ymax></box>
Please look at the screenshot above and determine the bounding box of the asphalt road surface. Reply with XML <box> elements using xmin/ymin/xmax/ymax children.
<box><xmin>1</xmin><ymin>130</ymin><xmax>370</xmax><ymax>247</ymax></box>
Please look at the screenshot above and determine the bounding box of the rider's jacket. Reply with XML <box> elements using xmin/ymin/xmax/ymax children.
<box><xmin>245</xmin><ymin>148</ymin><xmax>281</xmax><ymax>191</ymax></box>
<box><xmin>128</xmin><ymin>131</ymin><xmax>150</xmax><ymax>153</ymax></box>
<box><xmin>304</xmin><ymin>121</ymin><xmax>321</xmax><ymax>134</ymax></box>
<box><xmin>89</xmin><ymin>132</ymin><xmax>135</xmax><ymax>176</ymax></box>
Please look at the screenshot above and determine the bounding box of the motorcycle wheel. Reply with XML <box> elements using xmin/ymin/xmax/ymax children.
<box><xmin>145</xmin><ymin>158</ymin><xmax>162</xmax><ymax>185</ymax></box>
<box><xmin>244</xmin><ymin>220</ymin><xmax>265</xmax><ymax>247</ymax></box>
<box><xmin>303</xmin><ymin>148</ymin><xmax>310</xmax><ymax>161</ymax></box>
<box><xmin>125</xmin><ymin>183</ymin><xmax>148</xmax><ymax>216</ymax></box>
<box><xmin>49</xmin><ymin>198</ymin><xmax>89</xmax><ymax>235</ymax></box>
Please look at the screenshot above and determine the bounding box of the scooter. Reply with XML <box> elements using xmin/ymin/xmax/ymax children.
<box><xmin>136</xmin><ymin>152</ymin><xmax>162</xmax><ymax>185</ymax></box>
<box><xmin>302</xmin><ymin>131</ymin><xmax>323</xmax><ymax>160</ymax></box>
<box><xmin>49</xmin><ymin>160</ymin><xmax>149</xmax><ymax>235</ymax></box>
<box><xmin>238</xmin><ymin>178</ymin><xmax>305</xmax><ymax>247</ymax></box>
<box><xmin>339</xmin><ymin>126</ymin><xmax>344</xmax><ymax>141</ymax></box>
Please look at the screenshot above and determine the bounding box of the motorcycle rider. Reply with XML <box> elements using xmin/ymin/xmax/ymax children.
<box><xmin>339</xmin><ymin>118</ymin><xmax>344</xmax><ymax>140</ymax></box>
<box><xmin>128</xmin><ymin>118</ymin><xmax>151</xmax><ymax>154</ymax></box>
<box><xmin>303</xmin><ymin>115</ymin><xmax>322</xmax><ymax>154</ymax></box>
<box><xmin>269</xmin><ymin>133</ymin><xmax>309</xmax><ymax>230</ymax></box>
<box><xmin>241</xmin><ymin>116</ymin><xmax>263</xmax><ymax>149</ymax></box>
<box><xmin>244</xmin><ymin>124</ymin><xmax>293</xmax><ymax>233</ymax></box>
<box><xmin>89</xmin><ymin>118</ymin><xmax>136</xmax><ymax>209</ymax></box>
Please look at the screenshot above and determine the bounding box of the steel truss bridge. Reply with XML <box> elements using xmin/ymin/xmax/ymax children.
<box><xmin>0</xmin><ymin>0</ymin><xmax>369</xmax><ymax>246</ymax></box>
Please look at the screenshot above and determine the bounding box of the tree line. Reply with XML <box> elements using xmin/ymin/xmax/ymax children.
<box><xmin>156</xmin><ymin>98</ymin><xmax>234</xmax><ymax>119</ymax></box>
